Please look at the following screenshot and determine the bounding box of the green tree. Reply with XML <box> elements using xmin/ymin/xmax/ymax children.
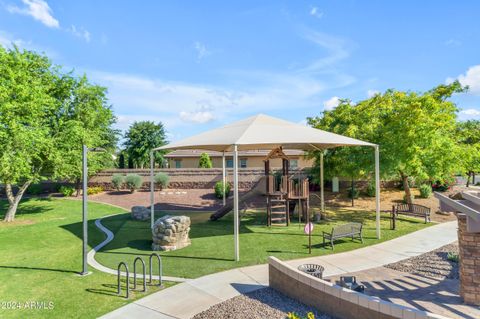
<box><xmin>123</xmin><ymin>121</ymin><xmax>167</xmax><ymax>168</ymax></box>
<box><xmin>0</xmin><ymin>46</ymin><xmax>117</xmax><ymax>222</ymax></box>
<box><xmin>456</xmin><ymin>120</ymin><xmax>480</xmax><ymax>186</ymax></box>
<box><xmin>308</xmin><ymin>82</ymin><xmax>465</xmax><ymax>204</ymax></box>
<box><xmin>198</xmin><ymin>152</ymin><xmax>213</xmax><ymax>168</ymax></box>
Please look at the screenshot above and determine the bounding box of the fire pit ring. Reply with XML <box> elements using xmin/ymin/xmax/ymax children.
<box><xmin>298</xmin><ymin>264</ymin><xmax>324</xmax><ymax>279</ymax></box>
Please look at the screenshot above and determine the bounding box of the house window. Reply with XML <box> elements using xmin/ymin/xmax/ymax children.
<box><xmin>226</xmin><ymin>159</ymin><xmax>233</xmax><ymax>168</ymax></box>
<box><xmin>175</xmin><ymin>160</ymin><xmax>182</xmax><ymax>168</ymax></box>
<box><xmin>289</xmin><ymin>159</ymin><xmax>298</xmax><ymax>168</ymax></box>
<box><xmin>240</xmin><ymin>159</ymin><xmax>247</xmax><ymax>168</ymax></box>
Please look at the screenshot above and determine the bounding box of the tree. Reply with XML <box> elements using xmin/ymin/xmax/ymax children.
<box><xmin>118</xmin><ymin>153</ymin><xmax>126</xmax><ymax>169</ymax></box>
<box><xmin>198</xmin><ymin>152</ymin><xmax>213</xmax><ymax>168</ymax></box>
<box><xmin>456</xmin><ymin>120</ymin><xmax>480</xmax><ymax>186</ymax></box>
<box><xmin>308</xmin><ymin>81</ymin><xmax>465</xmax><ymax>203</ymax></box>
<box><xmin>123</xmin><ymin>121</ymin><xmax>167</xmax><ymax>168</ymax></box>
<box><xmin>0</xmin><ymin>46</ymin><xmax>118</xmax><ymax>222</ymax></box>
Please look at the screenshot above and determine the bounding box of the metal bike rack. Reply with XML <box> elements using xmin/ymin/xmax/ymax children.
<box><xmin>149</xmin><ymin>253</ymin><xmax>163</xmax><ymax>287</ymax></box>
<box><xmin>117</xmin><ymin>262</ymin><xmax>130</xmax><ymax>299</ymax></box>
<box><xmin>133</xmin><ymin>257</ymin><xmax>147</xmax><ymax>292</ymax></box>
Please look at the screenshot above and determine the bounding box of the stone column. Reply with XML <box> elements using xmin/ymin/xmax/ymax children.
<box><xmin>457</xmin><ymin>213</ymin><xmax>480</xmax><ymax>305</ymax></box>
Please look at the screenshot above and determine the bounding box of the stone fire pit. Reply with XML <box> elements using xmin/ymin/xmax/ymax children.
<box><xmin>152</xmin><ymin>215</ymin><xmax>191</xmax><ymax>251</ymax></box>
<box><xmin>131</xmin><ymin>206</ymin><xmax>150</xmax><ymax>221</ymax></box>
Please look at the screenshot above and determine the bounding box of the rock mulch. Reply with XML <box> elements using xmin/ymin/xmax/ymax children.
<box><xmin>192</xmin><ymin>288</ymin><xmax>332</xmax><ymax>319</ymax></box>
<box><xmin>385</xmin><ymin>242</ymin><xmax>459</xmax><ymax>279</ymax></box>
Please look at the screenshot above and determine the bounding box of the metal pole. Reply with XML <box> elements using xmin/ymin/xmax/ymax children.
<box><xmin>150</xmin><ymin>151</ymin><xmax>155</xmax><ymax>229</ymax></box>
<box><xmin>81</xmin><ymin>144</ymin><xmax>88</xmax><ymax>275</ymax></box>
<box><xmin>375</xmin><ymin>145</ymin><xmax>381</xmax><ymax>239</ymax></box>
<box><xmin>222</xmin><ymin>151</ymin><xmax>226</xmax><ymax>206</ymax></box>
<box><xmin>233</xmin><ymin>145</ymin><xmax>240</xmax><ymax>261</ymax></box>
<box><xmin>320</xmin><ymin>151</ymin><xmax>324</xmax><ymax>213</ymax></box>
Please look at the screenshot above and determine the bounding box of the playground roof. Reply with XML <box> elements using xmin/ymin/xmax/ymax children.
<box><xmin>155</xmin><ymin>113</ymin><xmax>375</xmax><ymax>152</ymax></box>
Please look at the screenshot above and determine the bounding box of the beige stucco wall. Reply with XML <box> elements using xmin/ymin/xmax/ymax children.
<box><xmin>167</xmin><ymin>156</ymin><xmax>312</xmax><ymax>169</ymax></box>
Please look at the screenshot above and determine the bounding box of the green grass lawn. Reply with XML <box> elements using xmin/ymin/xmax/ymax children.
<box><xmin>95</xmin><ymin>206</ymin><xmax>432</xmax><ymax>279</ymax></box>
<box><xmin>0</xmin><ymin>198</ymin><xmax>172</xmax><ymax>319</ymax></box>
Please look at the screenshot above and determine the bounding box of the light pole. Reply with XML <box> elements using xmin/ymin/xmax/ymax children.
<box><xmin>81</xmin><ymin>145</ymin><xmax>106</xmax><ymax>276</ymax></box>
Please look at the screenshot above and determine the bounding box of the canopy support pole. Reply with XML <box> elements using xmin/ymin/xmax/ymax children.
<box><xmin>150</xmin><ymin>151</ymin><xmax>155</xmax><ymax>229</ymax></box>
<box><xmin>374</xmin><ymin>145</ymin><xmax>381</xmax><ymax>239</ymax></box>
<box><xmin>320</xmin><ymin>151</ymin><xmax>325</xmax><ymax>213</ymax></box>
<box><xmin>233</xmin><ymin>145</ymin><xmax>240</xmax><ymax>261</ymax></box>
<box><xmin>222</xmin><ymin>151</ymin><xmax>226</xmax><ymax>206</ymax></box>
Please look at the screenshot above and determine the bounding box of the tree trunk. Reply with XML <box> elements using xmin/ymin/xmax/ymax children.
<box><xmin>3</xmin><ymin>181</ymin><xmax>32</xmax><ymax>222</ymax></box>
<box><xmin>75</xmin><ymin>178</ymin><xmax>81</xmax><ymax>197</ymax></box>
<box><xmin>351</xmin><ymin>178</ymin><xmax>355</xmax><ymax>207</ymax></box>
<box><xmin>466</xmin><ymin>171</ymin><xmax>472</xmax><ymax>188</ymax></box>
<box><xmin>401</xmin><ymin>172</ymin><xmax>413</xmax><ymax>204</ymax></box>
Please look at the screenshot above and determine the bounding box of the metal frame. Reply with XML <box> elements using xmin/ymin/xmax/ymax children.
<box><xmin>133</xmin><ymin>257</ymin><xmax>146</xmax><ymax>292</ymax></box>
<box><xmin>117</xmin><ymin>262</ymin><xmax>130</xmax><ymax>299</ymax></box>
<box><xmin>149</xmin><ymin>253</ymin><xmax>163</xmax><ymax>287</ymax></box>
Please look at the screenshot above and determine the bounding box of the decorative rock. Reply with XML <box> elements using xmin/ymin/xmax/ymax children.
<box><xmin>131</xmin><ymin>206</ymin><xmax>150</xmax><ymax>221</ymax></box>
<box><xmin>152</xmin><ymin>215</ymin><xmax>191</xmax><ymax>251</ymax></box>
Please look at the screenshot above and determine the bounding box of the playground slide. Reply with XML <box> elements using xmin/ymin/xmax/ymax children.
<box><xmin>209</xmin><ymin>176</ymin><xmax>266</xmax><ymax>221</ymax></box>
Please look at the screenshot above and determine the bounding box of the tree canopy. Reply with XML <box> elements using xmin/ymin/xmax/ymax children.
<box><xmin>0</xmin><ymin>46</ymin><xmax>118</xmax><ymax>221</ymax></box>
<box><xmin>198</xmin><ymin>152</ymin><xmax>213</xmax><ymax>168</ymax></box>
<box><xmin>123</xmin><ymin>121</ymin><xmax>167</xmax><ymax>168</ymax></box>
<box><xmin>456</xmin><ymin>120</ymin><xmax>480</xmax><ymax>186</ymax></box>
<box><xmin>308</xmin><ymin>81</ymin><xmax>465</xmax><ymax>203</ymax></box>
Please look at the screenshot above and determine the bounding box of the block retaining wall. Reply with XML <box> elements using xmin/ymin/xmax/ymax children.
<box><xmin>457</xmin><ymin>213</ymin><xmax>480</xmax><ymax>305</ymax></box>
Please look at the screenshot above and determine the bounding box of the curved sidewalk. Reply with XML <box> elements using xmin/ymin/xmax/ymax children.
<box><xmin>100</xmin><ymin>221</ymin><xmax>458</xmax><ymax>319</ymax></box>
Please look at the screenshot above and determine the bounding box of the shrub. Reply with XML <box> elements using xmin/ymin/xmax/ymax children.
<box><xmin>214</xmin><ymin>181</ymin><xmax>231</xmax><ymax>199</ymax></box>
<box><xmin>447</xmin><ymin>252</ymin><xmax>459</xmax><ymax>263</ymax></box>
<box><xmin>27</xmin><ymin>184</ymin><xmax>43</xmax><ymax>195</ymax></box>
<box><xmin>59</xmin><ymin>186</ymin><xmax>75</xmax><ymax>197</ymax></box>
<box><xmin>403</xmin><ymin>193</ymin><xmax>415</xmax><ymax>203</ymax></box>
<box><xmin>365</xmin><ymin>182</ymin><xmax>376</xmax><ymax>197</ymax></box>
<box><xmin>87</xmin><ymin>186</ymin><xmax>104</xmax><ymax>195</ymax></box>
<box><xmin>419</xmin><ymin>184</ymin><xmax>432</xmax><ymax>198</ymax></box>
<box><xmin>475</xmin><ymin>181</ymin><xmax>480</xmax><ymax>186</ymax></box>
<box><xmin>198</xmin><ymin>152</ymin><xmax>213</xmax><ymax>168</ymax></box>
<box><xmin>125</xmin><ymin>174</ymin><xmax>143</xmax><ymax>192</ymax></box>
<box><xmin>348</xmin><ymin>187</ymin><xmax>360</xmax><ymax>199</ymax></box>
<box><xmin>154</xmin><ymin>172</ymin><xmax>170</xmax><ymax>190</ymax></box>
<box><xmin>288</xmin><ymin>312</ymin><xmax>315</xmax><ymax>319</ymax></box>
<box><xmin>111</xmin><ymin>174</ymin><xmax>125</xmax><ymax>191</ymax></box>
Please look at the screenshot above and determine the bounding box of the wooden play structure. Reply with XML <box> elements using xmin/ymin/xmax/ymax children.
<box><xmin>265</xmin><ymin>147</ymin><xmax>310</xmax><ymax>226</ymax></box>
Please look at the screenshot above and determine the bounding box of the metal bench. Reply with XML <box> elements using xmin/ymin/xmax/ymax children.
<box><xmin>322</xmin><ymin>222</ymin><xmax>363</xmax><ymax>249</ymax></box>
<box><xmin>393</xmin><ymin>203</ymin><xmax>430</xmax><ymax>224</ymax></box>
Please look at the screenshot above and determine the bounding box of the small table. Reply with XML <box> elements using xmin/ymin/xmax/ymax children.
<box><xmin>298</xmin><ymin>264</ymin><xmax>324</xmax><ymax>279</ymax></box>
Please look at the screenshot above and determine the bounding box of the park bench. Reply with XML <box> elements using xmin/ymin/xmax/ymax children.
<box><xmin>393</xmin><ymin>203</ymin><xmax>430</xmax><ymax>224</ymax></box>
<box><xmin>322</xmin><ymin>222</ymin><xmax>363</xmax><ymax>249</ymax></box>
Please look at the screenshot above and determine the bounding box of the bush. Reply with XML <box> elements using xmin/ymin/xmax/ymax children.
<box><xmin>403</xmin><ymin>193</ymin><xmax>415</xmax><ymax>203</ymax></box>
<box><xmin>365</xmin><ymin>182</ymin><xmax>376</xmax><ymax>197</ymax></box>
<box><xmin>348</xmin><ymin>187</ymin><xmax>360</xmax><ymax>199</ymax></box>
<box><xmin>214</xmin><ymin>181</ymin><xmax>231</xmax><ymax>199</ymax></box>
<box><xmin>125</xmin><ymin>174</ymin><xmax>143</xmax><ymax>193</ymax></box>
<box><xmin>447</xmin><ymin>252</ymin><xmax>459</xmax><ymax>263</ymax></box>
<box><xmin>476</xmin><ymin>182</ymin><xmax>480</xmax><ymax>186</ymax></box>
<box><xmin>288</xmin><ymin>312</ymin><xmax>315</xmax><ymax>319</ymax></box>
<box><xmin>27</xmin><ymin>184</ymin><xmax>43</xmax><ymax>195</ymax></box>
<box><xmin>419</xmin><ymin>184</ymin><xmax>432</xmax><ymax>198</ymax></box>
<box><xmin>198</xmin><ymin>152</ymin><xmax>213</xmax><ymax>168</ymax></box>
<box><xmin>111</xmin><ymin>174</ymin><xmax>125</xmax><ymax>191</ymax></box>
<box><xmin>59</xmin><ymin>186</ymin><xmax>75</xmax><ymax>197</ymax></box>
<box><xmin>154</xmin><ymin>172</ymin><xmax>170</xmax><ymax>190</ymax></box>
<box><xmin>87</xmin><ymin>186</ymin><xmax>104</xmax><ymax>195</ymax></box>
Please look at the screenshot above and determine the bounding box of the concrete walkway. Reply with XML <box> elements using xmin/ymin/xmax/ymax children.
<box><xmin>100</xmin><ymin>221</ymin><xmax>457</xmax><ymax>319</ymax></box>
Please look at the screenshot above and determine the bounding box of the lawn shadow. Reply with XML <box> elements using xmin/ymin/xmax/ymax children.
<box><xmin>0</xmin><ymin>265</ymin><xmax>78</xmax><ymax>274</ymax></box>
<box><xmin>0</xmin><ymin>197</ymin><xmax>54</xmax><ymax>220</ymax></box>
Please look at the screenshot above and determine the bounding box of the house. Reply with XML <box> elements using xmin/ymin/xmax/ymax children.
<box><xmin>164</xmin><ymin>149</ymin><xmax>313</xmax><ymax>169</ymax></box>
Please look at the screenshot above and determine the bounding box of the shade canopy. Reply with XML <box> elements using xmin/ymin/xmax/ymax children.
<box><xmin>155</xmin><ymin>114</ymin><xmax>375</xmax><ymax>152</ymax></box>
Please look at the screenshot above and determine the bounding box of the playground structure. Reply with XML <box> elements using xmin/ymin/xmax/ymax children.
<box><xmin>265</xmin><ymin>147</ymin><xmax>309</xmax><ymax>226</ymax></box>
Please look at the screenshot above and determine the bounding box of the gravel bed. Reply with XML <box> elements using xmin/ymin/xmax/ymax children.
<box><xmin>192</xmin><ymin>287</ymin><xmax>333</xmax><ymax>319</ymax></box>
<box><xmin>385</xmin><ymin>242</ymin><xmax>459</xmax><ymax>279</ymax></box>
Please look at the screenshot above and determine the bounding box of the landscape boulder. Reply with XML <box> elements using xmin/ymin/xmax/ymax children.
<box><xmin>131</xmin><ymin>206</ymin><xmax>150</xmax><ymax>221</ymax></box>
<box><xmin>152</xmin><ymin>215</ymin><xmax>191</xmax><ymax>251</ymax></box>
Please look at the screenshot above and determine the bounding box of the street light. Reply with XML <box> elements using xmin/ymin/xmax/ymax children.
<box><xmin>81</xmin><ymin>145</ymin><xmax>106</xmax><ymax>276</ymax></box>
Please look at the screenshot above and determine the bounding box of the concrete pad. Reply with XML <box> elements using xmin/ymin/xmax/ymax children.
<box><xmin>238</xmin><ymin>264</ymin><xmax>269</xmax><ymax>285</ymax></box>
<box><xmin>99</xmin><ymin>303</ymin><xmax>176</xmax><ymax>319</ymax></box>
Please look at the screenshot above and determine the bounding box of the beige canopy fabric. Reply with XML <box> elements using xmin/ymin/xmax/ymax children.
<box><xmin>154</xmin><ymin>114</ymin><xmax>375</xmax><ymax>152</ymax></box>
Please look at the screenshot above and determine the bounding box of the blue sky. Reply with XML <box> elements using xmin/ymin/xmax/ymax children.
<box><xmin>1</xmin><ymin>0</ymin><xmax>480</xmax><ymax>142</ymax></box>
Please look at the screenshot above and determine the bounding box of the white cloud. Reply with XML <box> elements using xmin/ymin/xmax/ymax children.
<box><xmin>68</xmin><ymin>25</ymin><xmax>91</xmax><ymax>42</ymax></box>
<box><xmin>367</xmin><ymin>89</ymin><xmax>380</xmax><ymax>97</ymax></box>
<box><xmin>194</xmin><ymin>41</ymin><xmax>211</xmax><ymax>61</ymax></box>
<box><xmin>301</xmin><ymin>29</ymin><xmax>350</xmax><ymax>72</ymax></box>
<box><xmin>450</xmin><ymin>65</ymin><xmax>480</xmax><ymax>94</ymax></box>
<box><xmin>0</xmin><ymin>30</ymin><xmax>58</xmax><ymax>57</ymax></box>
<box><xmin>459</xmin><ymin>108</ymin><xmax>480</xmax><ymax>121</ymax></box>
<box><xmin>179</xmin><ymin>110</ymin><xmax>215</xmax><ymax>123</ymax></box>
<box><xmin>7</xmin><ymin>0</ymin><xmax>59</xmax><ymax>28</ymax></box>
<box><xmin>323</xmin><ymin>96</ymin><xmax>340</xmax><ymax>111</ymax></box>
<box><xmin>310</xmin><ymin>7</ymin><xmax>323</xmax><ymax>19</ymax></box>
<box><xmin>444</xmin><ymin>39</ymin><xmax>461</xmax><ymax>47</ymax></box>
